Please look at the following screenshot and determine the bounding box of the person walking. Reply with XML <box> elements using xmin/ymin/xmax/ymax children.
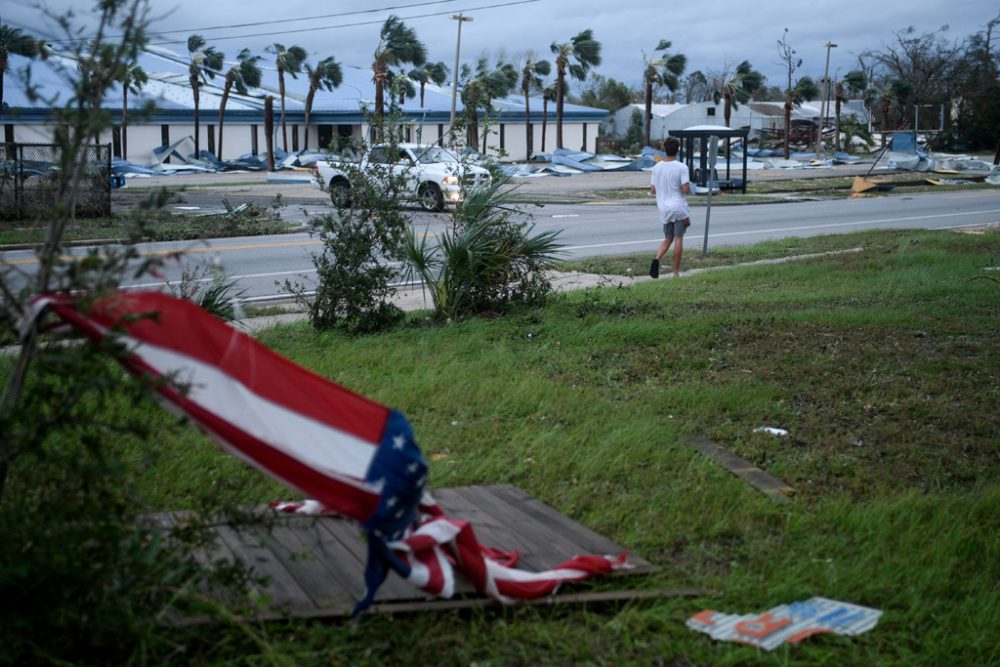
<box><xmin>649</xmin><ymin>136</ymin><xmax>691</xmax><ymax>278</ymax></box>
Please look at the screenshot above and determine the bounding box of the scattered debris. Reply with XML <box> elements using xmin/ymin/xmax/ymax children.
<box><xmin>687</xmin><ymin>597</ymin><xmax>883</xmax><ymax>651</ymax></box>
<box><xmin>688</xmin><ymin>436</ymin><xmax>795</xmax><ymax>503</ymax></box>
<box><xmin>753</xmin><ymin>426</ymin><xmax>788</xmax><ymax>437</ymax></box>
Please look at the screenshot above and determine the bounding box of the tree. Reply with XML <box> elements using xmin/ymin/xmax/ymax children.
<box><xmin>1</xmin><ymin>24</ymin><xmax>45</xmax><ymax>120</ymax></box>
<box><xmin>712</xmin><ymin>60</ymin><xmax>764</xmax><ymax>127</ymax></box>
<box><xmin>460</xmin><ymin>58</ymin><xmax>517</xmax><ymax>151</ymax></box>
<box><xmin>266</xmin><ymin>42</ymin><xmax>307</xmax><ymax>153</ymax></box>
<box><xmin>551</xmin><ymin>29</ymin><xmax>601</xmax><ymax>148</ymax></box>
<box><xmin>834</xmin><ymin>70</ymin><xmax>867</xmax><ymax>151</ymax></box>
<box><xmin>574</xmin><ymin>73</ymin><xmax>634</xmax><ymax>111</ymax></box>
<box><xmin>682</xmin><ymin>70</ymin><xmax>708</xmax><ymax>103</ymax></box>
<box><xmin>520</xmin><ymin>55</ymin><xmax>551</xmax><ymax>160</ymax></box>
<box><xmin>371</xmin><ymin>15</ymin><xmax>426</xmax><ymax>141</ymax></box>
<box><xmin>117</xmin><ymin>62</ymin><xmax>146</xmax><ymax>160</ymax></box>
<box><xmin>642</xmin><ymin>39</ymin><xmax>686</xmax><ymax>147</ymax></box>
<box><xmin>186</xmin><ymin>34</ymin><xmax>224</xmax><ymax>157</ymax></box>
<box><xmin>303</xmin><ymin>56</ymin><xmax>342</xmax><ymax>150</ymax></box>
<box><xmin>218</xmin><ymin>48</ymin><xmax>261</xmax><ymax>160</ymax></box>
<box><xmin>777</xmin><ymin>28</ymin><xmax>803</xmax><ymax>158</ymax></box>
<box><xmin>409</xmin><ymin>61</ymin><xmax>448</xmax><ymax>107</ymax></box>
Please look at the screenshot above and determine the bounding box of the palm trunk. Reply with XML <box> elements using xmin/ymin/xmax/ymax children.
<box><xmin>783</xmin><ymin>90</ymin><xmax>791</xmax><ymax>159</ymax></box>
<box><xmin>265</xmin><ymin>95</ymin><xmax>275</xmax><ymax>171</ymax></box>
<box><xmin>122</xmin><ymin>85</ymin><xmax>128</xmax><ymax>160</ymax></box>
<box><xmin>724</xmin><ymin>92</ymin><xmax>732</xmax><ymax>128</ymax></box>
<box><xmin>218</xmin><ymin>79</ymin><xmax>232</xmax><ymax>160</ymax></box>
<box><xmin>278</xmin><ymin>63</ymin><xmax>287</xmax><ymax>153</ymax></box>
<box><xmin>1</xmin><ymin>53</ymin><xmax>8</xmax><ymax>121</ymax></box>
<box><xmin>374</xmin><ymin>68</ymin><xmax>386</xmax><ymax>142</ymax></box>
<box><xmin>555</xmin><ymin>69</ymin><xmax>565</xmax><ymax>149</ymax></box>
<box><xmin>541</xmin><ymin>98</ymin><xmax>548</xmax><ymax>152</ymax></box>
<box><xmin>524</xmin><ymin>85</ymin><xmax>532</xmax><ymax>160</ymax></box>
<box><xmin>191</xmin><ymin>78</ymin><xmax>201</xmax><ymax>156</ymax></box>
<box><xmin>420</xmin><ymin>81</ymin><xmax>426</xmax><ymax>107</ymax></box>
<box><xmin>644</xmin><ymin>79</ymin><xmax>653</xmax><ymax>148</ymax></box>
<box><xmin>303</xmin><ymin>84</ymin><xmax>316</xmax><ymax>151</ymax></box>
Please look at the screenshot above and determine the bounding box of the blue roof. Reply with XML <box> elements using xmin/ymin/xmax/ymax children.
<box><xmin>3</xmin><ymin>48</ymin><xmax>608</xmax><ymax>124</ymax></box>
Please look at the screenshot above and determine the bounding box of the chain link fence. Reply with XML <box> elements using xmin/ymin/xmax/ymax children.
<box><xmin>0</xmin><ymin>143</ymin><xmax>112</xmax><ymax>220</ymax></box>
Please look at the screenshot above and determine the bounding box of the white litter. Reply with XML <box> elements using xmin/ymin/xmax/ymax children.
<box><xmin>753</xmin><ymin>427</ymin><xmax>788</xmax><ymax>437</ymax></box>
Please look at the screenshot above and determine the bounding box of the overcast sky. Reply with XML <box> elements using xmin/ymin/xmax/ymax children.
<box><xmin>7</xmin><ymin>0</ymin><xmax>999</xmax><ymax>91</ymax></box>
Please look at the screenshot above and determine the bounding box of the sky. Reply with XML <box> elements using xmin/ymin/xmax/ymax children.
<box><xmin>6</xmin><ymin>0</ymin><xmax>999</xmax><ymax>93</ymax></box>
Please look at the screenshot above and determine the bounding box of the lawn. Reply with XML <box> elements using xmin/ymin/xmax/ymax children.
<box><xmin>82</xmin><ymin>227</ymin><xmax>998</xmax><ymax>665</ymax></box>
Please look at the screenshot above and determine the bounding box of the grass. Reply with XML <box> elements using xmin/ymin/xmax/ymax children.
<box><xmin>55</xmin><ymin>227</ymin><xmax>994</xmax><ymax>665</ymax></box>
<box><xmin>0</xmin><ymin>209</ymin><xmax>295</xmax><ymax>245</ymax></box>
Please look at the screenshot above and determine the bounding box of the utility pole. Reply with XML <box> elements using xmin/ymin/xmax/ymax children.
<box><xmin>816</xmin><ymin>41</ymin><xmax>836</xmax><ymax>158</ymax></box>
<box><xmin>449</xmin><ymin>13</ymin><xmax>473</xmax><ymax>129</ymax></box>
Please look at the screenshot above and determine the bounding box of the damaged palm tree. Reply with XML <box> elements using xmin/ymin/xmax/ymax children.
<box><xmin>520</xmin><ymin>54</ymin><xmax>550</xmax><ymax>160</ymax></box>
<box><xmin>218</xmin><ymin>49</ymin><xmax>261</xmax><ymax>160</ymax></box>
<box><xmin>551</xmin><ymin>29</ymin><xmax>601</xmax><ymax>149</ymax></box>
<box><xmin>303</xmin><ymin>56</ymin><xmax>343</xmax><ymax>150</ymax></box>
<box><xmin>642</xmin><ymin>39</ymin><xmax>686</xmax><ymax>148</ymax></box>
<box><xmin>186</xmin><ymin>34</ymin><xmax>224</xmax><ymax>157</ymax></box>
<box><xmin>267</xmin><ymin>42</ymin><xmax>307</xmax><ymax>153</ymax></box>
<box><xmin>371</xmin><ymin>15</ymin><xmax>426</xmax><ymax>142</ymax></box>
<box><xmin>713</xmin><ymin>60</ymin><xmax>764</xmax><ymax>128</ymax></box>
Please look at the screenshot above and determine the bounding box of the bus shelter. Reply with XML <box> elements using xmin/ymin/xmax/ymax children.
<box><xmin>669</xmin><ymin>125</ymin><xmax>750</xmax><ymax>193</ymax></box>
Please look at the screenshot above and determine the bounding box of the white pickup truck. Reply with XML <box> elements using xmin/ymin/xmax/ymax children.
<box><xmin>313</xmin><ymin>143</ymin><xmax>492</xmax><ymax>212</ymax></box>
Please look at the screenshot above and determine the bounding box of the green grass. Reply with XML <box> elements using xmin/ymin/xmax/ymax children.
<box><xmin>0</xmin><ymin>210</ymin><xmax>296</xmax><ymax>245</ymax></box>
<box><xmin>12</xmin><ymin>228</ymin><xmax>1000</xmax><ymax>664</ymax></box>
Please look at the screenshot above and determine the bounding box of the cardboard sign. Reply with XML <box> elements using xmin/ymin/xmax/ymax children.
<box><xmin>687</xmin><ymin>597</ymin><xmax>883</xmax><ymax>651</ymax></box>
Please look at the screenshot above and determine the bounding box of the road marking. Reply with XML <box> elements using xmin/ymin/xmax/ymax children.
<box><xmin>551</xmin><ymin>214</ymin><xmax>579</xmax><ymax>218</ymax></box>
<box><xmin>562</xmin><ymin>209</ymin><xmax>1000</xmax><ymax>252</ymax></box>
<box><xmin>123</xmin><ymin>268</ymin><xmax>320</xmax><ymax>289</ymax></box>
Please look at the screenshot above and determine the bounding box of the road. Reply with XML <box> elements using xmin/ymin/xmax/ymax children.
<box><xmin>4</xmin><ymin>189</ymin><xmax>999</xmax><ymax>301</ymax></box>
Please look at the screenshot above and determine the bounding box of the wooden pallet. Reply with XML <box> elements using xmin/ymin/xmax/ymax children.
<box><xmin>154</xmin><ymin>485</ymin><xmax>669</xmax><ymax>620</ymax></box>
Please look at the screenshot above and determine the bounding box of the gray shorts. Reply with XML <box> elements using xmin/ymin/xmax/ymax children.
<box><xmin>663</xmin><ymin>219</ymin><xmax>689</xmax><ymax>239</ymax></box>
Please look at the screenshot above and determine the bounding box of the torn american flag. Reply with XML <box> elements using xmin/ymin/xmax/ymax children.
<box><xmin>25</xmin><ymin>291</ymin><xmax>625</xmax><ymax>615</ymax></box>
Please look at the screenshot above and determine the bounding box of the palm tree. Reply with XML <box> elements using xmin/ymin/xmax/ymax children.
<box><xmin>1</xmin><ymin>24</ymin><xmax>45</xmax><ymax>120</ymax></box>
<box><xmin>187</xmin><ymin>35</ymin><xmax>224</xmax><ymax>157</ymax></box>
<box><xmin>371</xmin><ymin>15</ymin><xmax>426</xmax><ymax>140</ymax></box>
<box><xmin>520</xmin><ymin>55</ymin><xmax>551</xmax><ymax>160</ymax></box>
<box><xmin>303</xmin><ymin>56</ymin><xmax>342</xmax><ymax>150</ymax></box>
<box><xmin>218</xmin><ymin>49</ymin><xmax>262</xmax><ymax>160</ymax></box>
<box><xmin>118</xmin><ymin>63</ymin><xmax>146</xmax><ymax>160</ymax></box>
<box><xmin>394</xmin><ymin>72</ymin><xmax>416</xmax><ymax>105</ymax></box>
<box><xmin>267</xmin><ymin>42</ymin><xmax>307</xmax><ymax>153</ymax></box>
<box><xmin>712</xmin><ymin>60</ymin><xmax>764</xmax><ymax>127</ymax></box>
<box><xmin>642</xmin><ymin>39</ymin><xmax>686</xmax><ymax>148</ymax></box>
<box><xmin>550</xmin><ymin>29</ymin><xmax>601</xmax><ymax>149</ymax></box>
<box><xmin>409</xmin><ymin>61</ymin><xmax>448</xmax><ymax>107</ymax></box>
<box><xmin>834</xmin><ymin>70</ymin><xmax>867</xmax><ymax>152</ymax></box>
<box><xmin>460</xmin><ymin>59</ymin><xmax>517</xmax><ymax>152</ymax></box>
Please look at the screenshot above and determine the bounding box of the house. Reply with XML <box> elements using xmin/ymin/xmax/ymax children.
<box><xmin>1</xmin><ymin>47</ymin><xmax>607</xmax><ymax>163</ymax></box>
<box><xmin>604</xmin><ymin>102</ymin><xmax>754</xmax><ymax>141</ymax></box>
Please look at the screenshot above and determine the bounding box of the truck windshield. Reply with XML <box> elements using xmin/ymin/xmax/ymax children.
<box><xmin>413</xmin><ymin>146</ymin><xmax>458</xmax><ymax>164</ymax></box>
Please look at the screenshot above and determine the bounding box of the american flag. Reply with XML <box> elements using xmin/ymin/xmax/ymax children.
<box><xmin>26</xmin><ymin>291</ymin><xmax>625</xmax><ymax>614</ymax></box>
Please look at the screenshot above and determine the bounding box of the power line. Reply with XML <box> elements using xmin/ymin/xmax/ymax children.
<box><xmin>144</xmin><ymin>0</ymin><xmax>540</xmax><ymax>47</ymax></box>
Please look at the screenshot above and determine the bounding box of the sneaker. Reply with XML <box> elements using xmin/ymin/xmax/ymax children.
<box><xmin>649</xmin><ymin>258</ymin><xmax>660</xmax><ymax>279</ymax></box>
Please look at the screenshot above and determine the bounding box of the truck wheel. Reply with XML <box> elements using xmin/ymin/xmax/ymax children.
<box><xmin>418</xmin><ymin>183</ymin><xmax>445</xmax><ymax>212</ymax></box>
<box><xmin>330</xmin><ymin>179</ymin><xmax>351</xmax><ymax>207</ymax></box>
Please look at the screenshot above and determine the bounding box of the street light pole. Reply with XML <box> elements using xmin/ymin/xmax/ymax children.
<box><xmin>450</xmin><ymin>13</ymin><xmax>473</xmax><ymax>130</ymax></box>
<box><xmin>816</xmin><ymin>41</ymin><xmax>837</xmax><ymax>158</ymax></box>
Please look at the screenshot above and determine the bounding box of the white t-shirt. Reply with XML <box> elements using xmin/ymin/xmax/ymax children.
<box><xmin>650</xmin><ymin>159</ymin><xmax>691</xmax><ymax>223</ymax></box>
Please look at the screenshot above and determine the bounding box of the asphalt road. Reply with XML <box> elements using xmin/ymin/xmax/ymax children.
<box><xmin>4</xmin><ymin>185</ymin><xmax>999</xmax><ymax>301</ymax></box>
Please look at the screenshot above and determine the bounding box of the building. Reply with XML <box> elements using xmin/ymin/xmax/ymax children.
<box><xmin>1</xmin><ymin>46</ymin><xmax>607</xmax><ymax>163</ymax></box>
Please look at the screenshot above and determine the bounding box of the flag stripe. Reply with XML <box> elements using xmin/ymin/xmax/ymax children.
<box><xmin>77</xmin><ymin>292</ymin><xmax>390</xmax><ymax>443</ymax></box>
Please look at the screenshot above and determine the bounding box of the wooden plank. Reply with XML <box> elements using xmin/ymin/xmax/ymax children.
<box><xmin>310</xmin><ymin>515</ymin><xmax>424</xmax><ymax>601</ymax></box>
<box><xmin>486</xmin><ymin>485</ymin><xmax>656</xmax><ymax>571</ymax></box>
<box><xmin>688</xmin><ymin>436</ymin><xmax>796</xmax><ymax>503</ymax></box>
<box><xmin>213</xmin><ymin>523</ymin><xmax>317</xmax><ymax>615</ymax></box>
<box><xmin>441</xmin><ymin>486</ymin><xmax>564</xmax><ymax>571</ymax></box>
<box><xmin>455</xmin><ymin>485</ymin><xmax>620</xmax><ymax>570</ymax></box>
<box><xmin>256</xmin><ymin>521</ymin><xmax>356</xmax><ymax>612</ymax></box>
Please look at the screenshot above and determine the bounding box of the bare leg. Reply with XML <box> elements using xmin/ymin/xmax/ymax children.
<box><xmin>672</xmin><ymin>236</ymin><xmax>684</xmax><ymax>276</ymax></box>
<box><xmin>655</xmin><ymin>238</ymin><xmax>672</xmax><ymax>261</ymax></box>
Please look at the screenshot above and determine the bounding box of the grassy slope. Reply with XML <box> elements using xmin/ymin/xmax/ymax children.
<box><xmin>86</xmin><ymin>229</ymin><xmax>1000</xmax><ymax>664</ymax></box>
